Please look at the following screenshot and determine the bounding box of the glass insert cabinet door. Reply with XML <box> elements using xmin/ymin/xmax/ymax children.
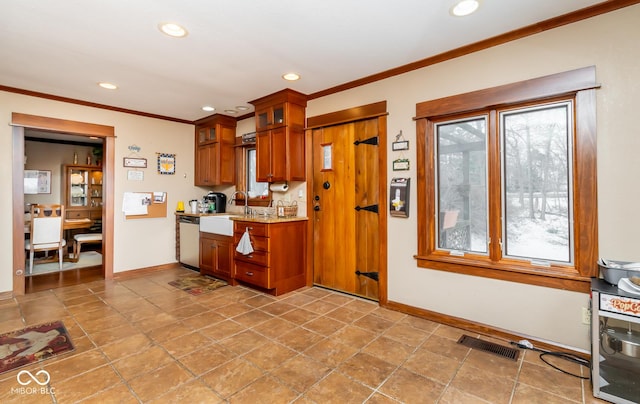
<box><xmin>256</xmin><ymin>103</ymin><xmax>285</xmax><ymax>130</ymax></box>
<box><xmin>68</xmin><ymin>167</ymin><xmax>89</xmax><ymax>207</ymax></box>
<box><xmin>198</xmin><ymin>126</ymin><xmax>217</xmax><ymax>144</ymax></box>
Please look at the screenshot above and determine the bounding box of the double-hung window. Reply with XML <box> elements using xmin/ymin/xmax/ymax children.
<box><xmin>415</xmin><ymin>67</ymin><xmax>599</xmax><ymax>292</ymax></box>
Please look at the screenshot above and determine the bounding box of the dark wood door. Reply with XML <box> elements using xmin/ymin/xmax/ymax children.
<box><xmin>312</xmin><ymin>118</ymin><xmax>380</xmax><ymax>300</ymax></box>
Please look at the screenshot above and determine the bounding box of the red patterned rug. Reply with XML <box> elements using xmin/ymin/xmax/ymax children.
<box><xmin>0</xmin><ymin>321</ymin><xmax>75</xmax><ymax>374</ymax></box>
<box><xmin>168</xmin><ymin>276</ymin><xmax>228</xmax><ymax>296</ymax></box>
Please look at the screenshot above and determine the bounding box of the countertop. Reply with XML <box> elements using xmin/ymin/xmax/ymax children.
<box><xmin>175</xmin><ymin>211</ymin><xmax>308</xmax><ymax>223</ymax></box>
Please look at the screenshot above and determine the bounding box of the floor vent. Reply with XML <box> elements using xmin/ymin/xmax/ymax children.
<box><xmin>457</xmin><ymin>335</ymin><xmax>520</xmax><ymax>361</ymax></box>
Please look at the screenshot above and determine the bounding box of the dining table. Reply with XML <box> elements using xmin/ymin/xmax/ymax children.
<box><xmin>24</xmin><ymin>217</ymin><xmax>94</xmax><ymax>233</ymax></box>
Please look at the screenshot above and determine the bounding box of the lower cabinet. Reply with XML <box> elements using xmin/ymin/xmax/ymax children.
<box><xmin>199</xmin><ymin>232</ymin><xmax>235</xmax><ymax>284</ymax></box>
<box><xmin>233</xmin><ymin>220</ymin><xmax>307</xmax><ymax>296</ymax></box>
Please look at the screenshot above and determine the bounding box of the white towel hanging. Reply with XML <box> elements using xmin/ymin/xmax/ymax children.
<box><xmin>236</xmin><ymin>229</ymin><xmax>254</xmax><ymax>255</ymax></box>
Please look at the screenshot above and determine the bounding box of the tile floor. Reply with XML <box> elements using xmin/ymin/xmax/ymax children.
<box><xmin>0</xmin><ymin>267</ymin><xmax>603</xmax><ymax>403</ymax></box>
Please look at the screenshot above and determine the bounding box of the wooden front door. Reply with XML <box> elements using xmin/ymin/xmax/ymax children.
<box><xmin>311</xmin><ymin>117</ymin><xmax>381</xmax><ymax>300</ymax></box>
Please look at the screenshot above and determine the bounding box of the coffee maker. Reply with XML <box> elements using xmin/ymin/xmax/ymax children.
<box><xmin>204</xmin><ymin>192</ymin><xmax>227</xmax><ymax>213</ymax></box>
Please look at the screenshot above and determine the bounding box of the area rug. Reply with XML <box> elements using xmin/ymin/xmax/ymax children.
<box><xmin>0</xmin><ymin>321</ymin><xmax>75</xmax><ymax>374</ymax></box>
<box><xmin>168</xmin><ymin>276</ymin><xmax>228</xmax><ymax>296</ymax></box>
<box><xmin>28</xmin><ymin>251</ymin><xmax>102</xmax><ymax>276</ymax></box>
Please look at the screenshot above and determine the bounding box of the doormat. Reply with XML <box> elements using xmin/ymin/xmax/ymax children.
<box><xmin>0</xmin><ymin>320</ymin><xmax>75</xmax><ymax>374</ymax></box>
<box><xmin>168</xmin><ymin>276</ymin><xmax>228</xmax><ymax>296</ymax></box>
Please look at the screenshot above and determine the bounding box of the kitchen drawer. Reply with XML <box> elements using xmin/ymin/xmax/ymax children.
<box><xmin>234</xmin><ymin>249</ymin><xmax>268</xmax><ymax>266</ymax></box>
<box><xmin>234</xmin><ymin>221</ymin><xmax>267</xmax><ymax>237</ymax></box>
<box><xmin>66</xmin><ymin>210</ymin><xmax>90</xmax><ymax>219</ymax></box>
<box><xmin>233</xmin><ymin>232</ymin><xmax>269</xmax><ymax>251</ymax></box>
<box><xmin>234</xmin><ymin>261</ymin><xmax>269</xmax><ymax>288</ymax></box>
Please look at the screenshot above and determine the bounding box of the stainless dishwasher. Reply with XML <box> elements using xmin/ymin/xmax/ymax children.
<box><xmin>178</xmin><ymin>215</ymin><xmax>200</xmax><ymax>270</ymax></box>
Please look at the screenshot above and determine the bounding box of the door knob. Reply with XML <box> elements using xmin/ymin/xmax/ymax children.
<box><xmin>323</xmin><ymin>181</ymin><xmax>331</xmax><ymax>190</ymax></box>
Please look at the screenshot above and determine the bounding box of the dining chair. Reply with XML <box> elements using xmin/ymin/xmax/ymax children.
<box><xmin>24</xmin><ymin>204</ymin><xmax>66</xmax><ymax>274</ymax></box>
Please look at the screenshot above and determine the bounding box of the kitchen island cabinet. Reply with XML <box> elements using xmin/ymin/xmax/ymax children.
<box><xmin>233</xmin><ymin>218</ymin><xmax>307</xmax><ymax>296</ymax></box>
<box><xmin>200</xmin><ymin>232</ymin><xmax>235</xmax><ymax>284</ymax></box>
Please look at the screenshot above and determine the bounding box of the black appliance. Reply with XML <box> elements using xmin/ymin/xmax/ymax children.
<box><xmin>204</xmin><ymin>192</ymin><xmax>227</xmax><ymax>213</ymax></box>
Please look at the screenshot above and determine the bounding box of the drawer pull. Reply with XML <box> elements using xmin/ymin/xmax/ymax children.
<box><xmin>246</xmin><ymin>254</ymin><xmax>253</xmax><ymax>258</ymax></box>
<box><xmin>245</xmin><ymin>271</ymin><xmax>254</xmax><ymax>276</ymax></box>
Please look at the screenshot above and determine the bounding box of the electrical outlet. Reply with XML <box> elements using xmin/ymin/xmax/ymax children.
<box><xmin>582</xmin><ymin>307</ymin><xmax>591</xmax><ymax>325</ymax></box>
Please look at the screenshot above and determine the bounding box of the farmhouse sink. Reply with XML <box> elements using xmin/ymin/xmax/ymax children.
<box><xmin>199</xmin><ymin>215</ymin><xmax>235</xmax><ymax>236</ymax></box>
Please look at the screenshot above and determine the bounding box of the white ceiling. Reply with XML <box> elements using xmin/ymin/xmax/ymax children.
<box><xmin>1</xmin><ymin>0</ymin><xmax>610</xmax><ymax>123</ymax></box>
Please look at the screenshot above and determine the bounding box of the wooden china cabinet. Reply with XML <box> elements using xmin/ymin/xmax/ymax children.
<box><xmin>61</xmin><ymin>164</ymin><xmax>103</xmax><ymax>221</ymax></box>
<box><xmin>249</xmin><ymin>89</ymin><xmax>307</xmax><ymax>182</ymax></box>
<box><xmin>194</xmin><ymin>114</ymin><xmax>237</xmax><ymax>186</ymax></box>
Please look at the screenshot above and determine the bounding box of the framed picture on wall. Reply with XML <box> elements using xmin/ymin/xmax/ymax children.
<box><xmin>24</xmin><ymin>170</ymin><xmax>51</xmax><ymax>194</ymax></box>
<box><xmin>392</xmin><ymin>140</ymin><xmax>409</xmax><ymax>151</ymax></box>
<box><xmin>123</xmin><ymin>157</ymin><xmax>147</xmax><ymax>168</ymax></box>
<box><xmin>157</xmin><ymin>153</ymin><xmax>176</xmax><ymax>175</ymax></box>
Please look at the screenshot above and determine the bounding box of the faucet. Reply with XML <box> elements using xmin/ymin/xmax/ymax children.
<box><xmin>230</xmin><ymin>190</ymin><xmax>251</xmax><ymax>215</ymax></box>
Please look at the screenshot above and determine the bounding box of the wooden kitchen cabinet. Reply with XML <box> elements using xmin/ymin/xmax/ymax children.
<box><xmin>200</xmin><ymin>232</ymin><xmax>235</xmax><ymax>283</ymax></box>
<box><xmin>233</xmin><ymin>219</ymin><xmax>307</xmax><ymax>296</ymax></box>
<box><xmin>61</xmin><ymin>164</ymin><xmax>102</xmax><ymax>221</ymax></box>
<box><xmin>194</xmin><ymin>114</ymin><xmax>237</xmax><ymax>186</ymax></box>
<box><xmin>249</xmin><ymin>89</ymin><xmax>307</xmax><ymax>182</ymax></box>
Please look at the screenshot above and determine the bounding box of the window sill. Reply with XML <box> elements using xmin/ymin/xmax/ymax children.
<box><xmin>414</xmin><ymin>254</ymin><xmax>591</xmax><ymax>293</ymax></box>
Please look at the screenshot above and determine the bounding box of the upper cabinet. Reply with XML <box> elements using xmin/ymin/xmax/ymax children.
<box><xmin>249</xmin><ymin>89</ymin><xmax>307</xmax><ymax>182</ymax></box>
<box><xmin>255</xmin><ymin>102</ymin><xmax>285</xmax><ymax>131</ymax></box>
<box><xmin>194</xmin><ymin>114</ymin><xmax>237</xmax><ymax>186</ymax></box>
<box><xmin>61</xmin><ymin>164</ymin><xmax>102</xmax><ymax>219</ymax></box>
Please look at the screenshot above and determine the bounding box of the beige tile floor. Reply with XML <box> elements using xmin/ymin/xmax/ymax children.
<box><xmin>0</xmin><ymin>267</ymin><xmax>603</xmax><ymax>403</ymax></box>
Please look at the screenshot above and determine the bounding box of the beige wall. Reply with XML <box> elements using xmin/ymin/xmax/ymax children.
<box><xmin>1</xmin><ymin>5</ymin><xmax>638</xmax><ymax>352</ymax></box>
<box><xmin>306</xmin><ymin>5</ymin><xmax>640</xmax><ymax>351</ymax></box>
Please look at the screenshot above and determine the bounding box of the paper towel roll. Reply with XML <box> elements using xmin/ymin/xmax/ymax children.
<box><xmin>269</xmin><ymin>182</ymin><xmax>289</xmax><ymax>193</ymax></box>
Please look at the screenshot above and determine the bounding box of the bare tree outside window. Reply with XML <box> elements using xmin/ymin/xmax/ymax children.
<box><xmin>434</xmin><ymin>103</ymin><xmax>573</xmax><ymax>264</ymax></box>
<box><xmin>501</xmin><ymin>102</ymin><xmax>573</xmax><ymax>263</ymax></box>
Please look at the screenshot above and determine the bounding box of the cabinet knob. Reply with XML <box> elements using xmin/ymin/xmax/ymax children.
<box><xmin>246</xmin><ymin>271</ymin><xmax>254</xmax><ymax>277</ymax></box>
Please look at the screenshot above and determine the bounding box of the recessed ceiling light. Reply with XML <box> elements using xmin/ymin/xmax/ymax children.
<box><xmin>236</xmin><ymin>106</ymin><xmax>249</xmax><ymax>111</ymax></box>
<box><xmin>98</xmin><ymin>82</ymin><xmax>117</xmax><ymax>90</ymax></box>
<box><xmin>202</xmin><ymin>106</ymin><xmax>215</xmax><ymax>112</ymax></box>
<box><xmin>282</xmin><ymin>73</ymin><xmax>300</xmax><ymax>81</ymax></box>
<box><xmin>158</xmin><ymin>22</ymin><xmax>188</xmax><ymax>38</ymax></box>
<box><xmin>224</xmin><ymin>110</ymin><xmax>237</xmax><ymax>114</ymax></box>
<box><xmin>451</xmin><ymin>0</ymin><xmax>480</xmax><ymax>17</ymax></box>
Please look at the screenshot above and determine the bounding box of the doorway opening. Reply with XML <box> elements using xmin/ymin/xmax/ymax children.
<box><xmin>23</xmin><ymin>132</ymin><xmax>104</xmax><ymax>292</ymax></box>
<box><xmin>11</xmin><ymin>113</ymin><xmax>115</xmax><ymax>296</ymax></box>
